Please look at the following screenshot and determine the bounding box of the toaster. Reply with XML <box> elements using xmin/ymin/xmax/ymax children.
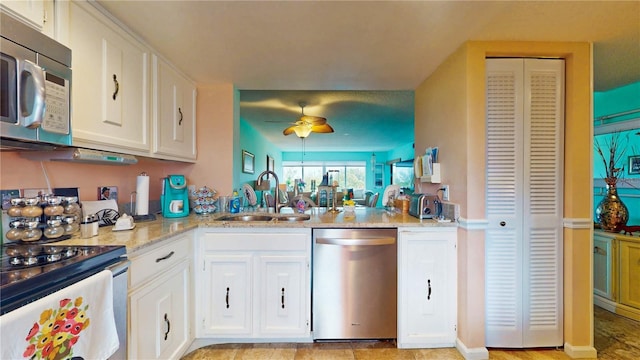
<box><xmin>408</xmin><ymin>193</ymin><xmax>440</xmax><ymax>219</ymax></box>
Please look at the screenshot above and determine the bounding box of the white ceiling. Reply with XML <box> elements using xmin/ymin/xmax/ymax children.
<box><xmin>97</xmin><ymin>0</ymin><xmax>640</xmax><ymax>152</ymax></box>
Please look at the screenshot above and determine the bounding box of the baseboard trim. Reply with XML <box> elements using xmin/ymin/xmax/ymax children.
<box><xmin>563</xmin><ymin>342</ymin><xmax>597</xmax><ymax>358</ymax></box>
<box><xmin>456</xmin><ymin>338</ymin><xmax>489</xmax><ymax>360</ymax></box>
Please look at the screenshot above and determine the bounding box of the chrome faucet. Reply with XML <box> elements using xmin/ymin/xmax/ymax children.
<box><xmin>256</xmin><ymin>170</ymin><xmax>284</xmax><ymax>213</ymax></box>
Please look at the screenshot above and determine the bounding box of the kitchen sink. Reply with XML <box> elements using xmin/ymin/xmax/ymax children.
<box><xmin>217</xmin><ymin>214</ymin><xmax>274</xmax><ymax>221</ymax></box>
<box><xmin>216</xmin><ymin>213</ymin><xmax>311</xmax><ymax>222</ymax></box>
<box><xmin>276</xmin><ymin>214</ymin><xmax>311</xmax><ymax>221</ymax></box>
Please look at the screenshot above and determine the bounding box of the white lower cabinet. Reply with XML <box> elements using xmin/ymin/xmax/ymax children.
<box><xmin>594</xmin><ymin>232</ymin><xmax>616</xmax><ymax>301</ymax></box>
<box><xmin>128</xmin><ymin>233</ymin><xmax>193</xmax><ymax>359</ymax></box>
<box><xmin>397</xmin><ymin>227</ymin><xmax>457</xmax><ymax>349</ymax></box>
<box><xmin>197</xmin><ymin>228</ymin><xmax>311</xmax><ymax>340</ymax></box>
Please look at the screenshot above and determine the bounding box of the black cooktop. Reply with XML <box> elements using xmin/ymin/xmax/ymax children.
<box><xmin>0</xmin><ymin>243</ymin><xmax>126</xmax><ymax>314</ymax></box>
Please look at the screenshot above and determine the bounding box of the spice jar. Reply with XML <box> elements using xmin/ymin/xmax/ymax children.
<box><xmin>63</xmin><ymin>197</ymin><xmax>81</xmax><ymax>215</ymax></box>
<box><xmin>44</xmin><ymin>196</ymin><xmax>64</xmax><ymax>216</ymax></box>
<box><xmin>23</xmin><ymin>221</ymin><xmax>43</xmax><ymax>242</ymax></box>
<box><xmin>44</xmin><ymin>219</ymin><xmax>64</xmax><ymax>239</ymax></box>
<box><xmin>63</xmin><ymin>216</ymin><xmax>80</xmax><ymax>234</ymax></box>
<box><xmin>5</xmin><ymin>222</ymin><xmax>24</xmax><ymax>241</ymax></box>
<box><xmin>22</xmin><ymin>197</ymin><xmax>43</xmax><ymax>218</ymax></box>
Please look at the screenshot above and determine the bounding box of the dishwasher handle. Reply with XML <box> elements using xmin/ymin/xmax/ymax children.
<box><xmin>315</xmin><ymin>237</ymin><xmax>395</xmax><ymax>246</ymax></box>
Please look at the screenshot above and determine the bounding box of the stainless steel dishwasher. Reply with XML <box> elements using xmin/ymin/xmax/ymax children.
<box><xmin>312</xmin><ymin>228</ymin><xmax>397</xmax><ymax>340</ymax></box>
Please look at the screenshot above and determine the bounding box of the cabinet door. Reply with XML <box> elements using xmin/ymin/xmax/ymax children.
<box><xmin>69</xmin><ymin>1</ymin><xmax>150</xmax><ymax>154</ymax></box>
<box><xmin>129</xmin><ymin>260</ymin><xmax>190</xmax><ymax>360</ymax></box>
<box><xmin>201</xmin><ymin>254</ymin><xmax>252</xmax><ymax>336</ymax></box>
<box><xmin>398</xmin><ymin>229</ymin><xmax>456</xmax><ymax>348</ymax></box>
<box><xmin>619</xmin><ymin>240</ymin><xmax>640</xmax><ymax>309</ymax></box>
<box><xmin>1</xmin><ymin>0</ymin><xmax>46</xmax><ymax>31</ymax></box>
<box><xmin>594</xmin><ymin>233</ymin><xmax>616</xmax><ymax>300</ymax></box>
<box><xmin>258</xmin><ymin>255</ymin><xmax>310</xmax><ymax>337</ymax></box>
<box><xmin>152</xmin><ymin>55</ymin><xmax>197</xmax><ymax>161</ymax></box>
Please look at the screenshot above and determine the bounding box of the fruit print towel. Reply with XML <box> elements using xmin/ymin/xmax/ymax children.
<box><xmin>0</xmin><ymin>270</ymin><xmax>119</xmax><ymax>360</ymax></box>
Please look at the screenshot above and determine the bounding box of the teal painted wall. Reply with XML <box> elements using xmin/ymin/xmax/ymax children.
<box><xmin>237</xmin><ymin>118</ymin><xmax>283</xmax><ymax>196</ymax></box>
<box><xmin>593</xmin><ymin>81</ymin><xmax>640</xmax><ymax>225</ymax></box>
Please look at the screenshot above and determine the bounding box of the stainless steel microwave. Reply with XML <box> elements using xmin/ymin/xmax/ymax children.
<box><xmin>0</xmin><ymin>12</ymin><xmax>72</xmax><ymax>150</ymax></box>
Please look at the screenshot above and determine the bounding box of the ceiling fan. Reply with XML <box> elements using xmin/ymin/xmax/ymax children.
<box><xmin>283</xmin><ymin>103</ymin><xmax>334</xmax><ymax>138</ymax></box>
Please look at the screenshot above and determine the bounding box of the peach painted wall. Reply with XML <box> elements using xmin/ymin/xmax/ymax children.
<box><xmin>0</xmin><ymin>152</ymin><xmax>192</xmax><ymax>203</ymax></box>
<box><xmin>0</xmin><ymin>82</ymin><xmax>237</xmax><ymax>206</ymax></box>
<box><xmin>415</xmin><ymin>41</ymin><xmax>593</xmax><ymax>353</ymax></box>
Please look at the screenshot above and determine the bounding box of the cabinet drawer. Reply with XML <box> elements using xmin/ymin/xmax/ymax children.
<box><xmin>130</xmin><ymin>235</ymin><xmax>191</xmax><ymax>288</ymax></box>
<box><xmin>202</xmin><ymin>232</ymin><xmax>310</xmax><ymax>252</ymax></box>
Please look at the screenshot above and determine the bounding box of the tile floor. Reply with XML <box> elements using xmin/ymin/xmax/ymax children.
<box><xmin>182</xmin><ymin>306</ymin><xmax>640</xmax><ymax>359</ymax></box>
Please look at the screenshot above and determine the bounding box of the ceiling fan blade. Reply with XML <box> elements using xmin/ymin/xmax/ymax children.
<box><xmin>311</xmin><ymin>123</ymin><xmax>334</xmax><ymax>133</ymax></box>
<box><xmin>283</xmin><ymin>125</ymin><xmax>297</xmax><ymax>136</ymax></box>
<box><xmin>299</xmin><ymin>115</ymin><xmax>327</xmax><ymax>125</ymax></box>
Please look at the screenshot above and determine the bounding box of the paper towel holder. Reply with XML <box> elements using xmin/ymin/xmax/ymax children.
<box><xmin>132</xmin><ymin>172</ymin><xmax>157</xmax><ymax>222</ymax></box>
<box><xmin>131</xmin><ymin>190</ymin><xmax>157</xmax><ymax>222</ymax></box>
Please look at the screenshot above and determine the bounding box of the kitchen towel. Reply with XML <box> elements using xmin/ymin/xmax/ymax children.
<box><xmin>0</xmin><ymin>270</ymin><xmax>119</xmax><ymax>360</ymax></box>
<box><xmin>135</xmin><ymin>173</ymin><xmax>150</xmax><ymax>216</ymax></box>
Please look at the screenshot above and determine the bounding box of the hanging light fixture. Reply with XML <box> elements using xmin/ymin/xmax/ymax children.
<box><xmin>283</xmin><ymin>103</ymin><xmax>334</xmax><ymax>138</ymax></box>
<box><xmin>371</xmin><ymin>152</ymin><xmax>376</xmax><ymax>173</ymax></box>
<box><xmin>293</xmin><ymin>122</ymin><xmax>313</xmax><ymax>138</ymax></box>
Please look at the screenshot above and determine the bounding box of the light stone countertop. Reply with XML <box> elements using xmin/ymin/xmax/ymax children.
<box><xmin>53</xmin><ymin>207</ymin><xmax>456</xmax><ymax>254</ymax></box>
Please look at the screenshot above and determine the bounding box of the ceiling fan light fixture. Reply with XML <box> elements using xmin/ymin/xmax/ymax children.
<box><xmin>293</xmin><ymin>123</ymin><xmax>313</xmax><ymax>138</ymax></box>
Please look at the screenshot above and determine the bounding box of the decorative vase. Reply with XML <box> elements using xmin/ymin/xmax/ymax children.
<box><xmin>595</xmin><ymin>178</ymin><xmax>629</xmax><ymax>232</ymax></box>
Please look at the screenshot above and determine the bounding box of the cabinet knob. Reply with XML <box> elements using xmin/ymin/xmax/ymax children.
<box><xmin>500</xmin><ymin>221</ymin><xmax>506</xmax><ymax>227</ymax></box>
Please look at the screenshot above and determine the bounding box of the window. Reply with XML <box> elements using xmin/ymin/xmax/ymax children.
<box><xmin>283</xmin><ymin>161</ymin><xmax>366</xmax><ymax>192</ymax></box>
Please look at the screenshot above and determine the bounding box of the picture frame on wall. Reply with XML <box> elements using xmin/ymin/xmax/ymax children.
<box><xmin>242</xmin><ymin>150</ymin><xmax>255</xmax><ymax>174</ymax></box>
<box><xmin>629</xmin><ymin>155</ymin><xmax>640</xmax><ymax>175</ymax></box>
<box><xmin>266</xmin><ymin>155</ymin><xmax>275</xmax><ymax>179</ymax></box>
<box><xmin>98</xmin><ymin>186</ymin><xmax>118</xmax><ymax>201</ymax></box>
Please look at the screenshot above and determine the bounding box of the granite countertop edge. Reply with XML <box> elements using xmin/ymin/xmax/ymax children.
<box><xmin>52</xmin><ymin>209</ymin><xmax>457</xmax><ymax>254</ymax></box>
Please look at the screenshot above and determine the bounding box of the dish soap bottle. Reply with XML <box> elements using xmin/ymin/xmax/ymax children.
<box><xmin>230</xmin><ymin>189</ymin><xmax>241</xmax><ymax>213</ymax></box>
<box><xmin>296</xmin><ymin>198</ymin><xmax>306</xmax><ymax>214</ymax></box>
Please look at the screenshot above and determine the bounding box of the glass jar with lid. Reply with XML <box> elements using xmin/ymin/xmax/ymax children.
<box><xmin>23</xmin><ymin>221</ymin><xmax>43</xmax><ymax>242</ymax></box>
<box><xmin>44</xmin><ymin>218</ymin><xmax>64</xmax><ymax>239</ymax></box>
<box><xmin>22</xmin><ymin>197</ymin><xmax>43</xmax><ymax>218</ymax></box>
<box><xmin>44</xmin><ymin>196</ymin><xmax>64</xmax><ymax>216</ymax></box>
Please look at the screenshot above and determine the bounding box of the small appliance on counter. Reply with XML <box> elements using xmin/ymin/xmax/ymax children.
<box><xmin>161</xmin><ymin>175</ymin><xmax>189</xmax><ymax>218</ymax></box>
<box><xmin>408</xmin><ymin>193</ymin><xmax>441</xmax><ymax>219</ymax></box>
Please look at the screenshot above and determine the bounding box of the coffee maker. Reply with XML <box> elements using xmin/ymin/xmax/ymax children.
<box><xmin>161</xmin><ymin>175</ymin><xmax>189</xmax><ymax>218</ymax></box>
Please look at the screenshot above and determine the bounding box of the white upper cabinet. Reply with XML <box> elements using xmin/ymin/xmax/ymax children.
<box><xmin>68</xmin><ymin>1</ymin><xmax>150</xmax><ymax>155</ymax></box>
<box><xmin>152</xmin><ymin>55</ymin><xmax>197</xmax><ymax>161</ymax></box>
<box><xmin>1</xmin><ymin>0</ymin><xmax>48</xmax><ymax>33</ymax></box>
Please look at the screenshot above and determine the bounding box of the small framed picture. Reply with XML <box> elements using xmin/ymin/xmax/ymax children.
<box><xmin>629</xmin><ymin>155</ymin><xmax>640</xmax><ymax>175</ymax></box>
<box><xmin>98</xmin><ymin>186</ymin><xmax>118</xmax><ymax>201</ymax></box>
<box><xmin>242</xmin><ymin>150</ymin><xmax>255</xmax><ymax>174</ymax></box>
<box><xmin>267</xmin><ymin>155</ymin><xmax>275</xmax><ymax>179</ymax></box>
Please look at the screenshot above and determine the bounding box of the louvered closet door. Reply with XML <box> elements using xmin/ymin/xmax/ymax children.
<box><xmin>485</xmin><ymin>58</ymin><xmax>564</xmax><ymax>348</ymax></box>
